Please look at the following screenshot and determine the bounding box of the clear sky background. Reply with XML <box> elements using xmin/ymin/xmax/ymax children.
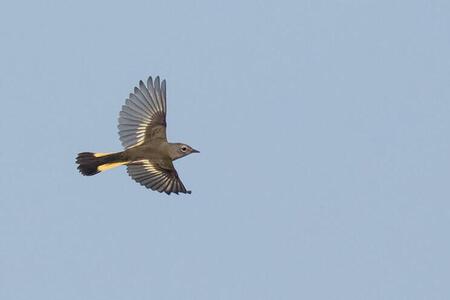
<box><xmin>1</xmin><ymin>0</ymin><xmax>449</xmax><ymax>299</ymax></box>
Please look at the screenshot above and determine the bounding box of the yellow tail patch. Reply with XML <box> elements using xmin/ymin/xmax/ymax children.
<box><xmin>97</xmin><ymin>162</ymin><xmax>128</xmax><ymax>172</ymax></box>
<box><xmin>94</xmin><ymin>152</ymin><xmax>113</xmax><ymax>158</ymax></box>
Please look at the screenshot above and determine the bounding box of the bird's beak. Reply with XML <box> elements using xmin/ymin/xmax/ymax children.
<box><xmin>191</xmin><ymin>148</ymin><xmax>200</xmax><ymax>153</ymax></box>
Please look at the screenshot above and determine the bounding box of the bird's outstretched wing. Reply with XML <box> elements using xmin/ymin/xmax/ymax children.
<box><xmin>127</xmin><ymin>159</ymin><xmax>191</xmax><ymax>194</ymax></box>
<box><xmin>118</xmin><ymin>76</ymin><xmax>167</xmax><ymax>149</ymax></box>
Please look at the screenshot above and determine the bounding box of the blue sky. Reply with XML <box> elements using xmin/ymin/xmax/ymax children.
<box><xmin>1</xmin><ymin>0</ymin><xmax>450</xmax><ymax>299</ymax></box>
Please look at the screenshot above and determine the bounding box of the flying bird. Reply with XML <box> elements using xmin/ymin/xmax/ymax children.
<box><xmin>76</xmin><ymin>76</ymin><xmax>199</xmax><ymax>194</ymax></box>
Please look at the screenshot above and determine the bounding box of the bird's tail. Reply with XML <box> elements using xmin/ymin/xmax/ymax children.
<box><xmin>76</xmin><ymin>152</ymin><xmax>128</xmax><ymax>176</ymax></box>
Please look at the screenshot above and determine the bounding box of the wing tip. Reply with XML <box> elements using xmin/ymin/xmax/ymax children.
<box><xmin>163</xmin><ymin>189</ymin><xmax>191</xmax><ymax>195</ymax></box>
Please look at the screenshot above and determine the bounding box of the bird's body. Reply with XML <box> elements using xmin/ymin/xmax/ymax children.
<box><xmin>126</xmin><ymin>142</ymin><xmax>170</xmax><ymax>161</ymax></box>
<box><xmin>76</xmin><ymin>76</ymin><xmax>198</xmax><ymax>195</ymax></box>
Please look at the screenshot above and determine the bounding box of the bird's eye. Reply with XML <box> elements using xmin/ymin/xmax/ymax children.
<box><xmin>181</xmin><ymin>146</ymin><xmax>187</xmax><ymax>152</ymax></box>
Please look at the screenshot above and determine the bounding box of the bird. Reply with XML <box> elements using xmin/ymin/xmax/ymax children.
<box><xmin>76</xmin><ymin>76</ymin><xmax>199</xmax><ymax>195</ymax></box>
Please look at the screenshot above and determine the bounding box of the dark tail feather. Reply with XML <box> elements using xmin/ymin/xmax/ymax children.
<box><xmin>76</xmin><ymin>152</ymin><xmax>126</xmax><ymax>176</ymax></box>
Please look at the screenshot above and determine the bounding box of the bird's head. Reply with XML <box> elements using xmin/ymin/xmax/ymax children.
<box><xmin>169</xmin><ymin>143</ymin><xmax>200</xmax><ymax>160</ymax></box>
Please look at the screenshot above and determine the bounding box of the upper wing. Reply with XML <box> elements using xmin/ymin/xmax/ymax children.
<box><xmin>127</xmin><ymin>159</ymin><xmax>191</xmax><ymax>195</ymax></box>
<box><xmin>118</xmin><ymin>76</ymin><xmax>167</xmax><ymax>149</ymax></box>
